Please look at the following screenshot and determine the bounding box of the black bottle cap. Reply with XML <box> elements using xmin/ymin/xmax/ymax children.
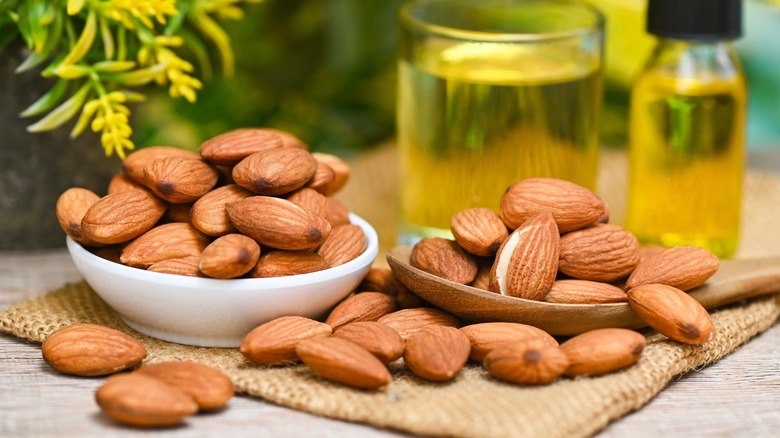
<box><xmin>647</xmin><ymin>0</ymin><xmax>742</xmax><ymax>40</ymax></box>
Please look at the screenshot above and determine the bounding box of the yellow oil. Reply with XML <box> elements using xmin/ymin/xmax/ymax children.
<box><xmin>397</xmin><ymin>42</ymin><xmax>601</xmax><ymax>244</ymax></box>
<box><xmin>626</xmin><ymin>70</ymin><xmax>746</xmax><ymax>257</ymax></box>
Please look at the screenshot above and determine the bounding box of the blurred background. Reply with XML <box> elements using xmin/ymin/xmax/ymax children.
<box><xmin>133</xmin><ymin>0</ymin><xmax>780</xmax><ymax>157</ymax></box>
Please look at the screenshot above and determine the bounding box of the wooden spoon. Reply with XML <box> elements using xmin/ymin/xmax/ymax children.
<box><xmin>387</xmin><ymin>245</ymin><xmax>780</xmax><ymax>336</ymax></box>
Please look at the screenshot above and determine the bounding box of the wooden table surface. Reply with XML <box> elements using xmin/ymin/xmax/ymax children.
<box><xmin>1</xmin><ymin>147</ymin><xmax>779</xmax><ymax>437</ymax></box>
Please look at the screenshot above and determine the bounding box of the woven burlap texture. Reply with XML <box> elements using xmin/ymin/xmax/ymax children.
<box><xmin>1</xmin><ymin>148</ymin><xmax>779</xmax><ymax>437</ymax></box>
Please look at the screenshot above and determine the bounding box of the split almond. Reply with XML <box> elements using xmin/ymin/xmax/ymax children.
<box><xmin>317</xmin><ymin>224</ymin><xmax>366</xmax><ymax>267</ymax></box>
<box><xmin>240</xmin><ymin>316</ymin><xmax>332</xmax><ymax>365</ymax></box>
<box><xmin>42</xmin><ymin>324</ymin><xmax>147</xmax><ymax>376</ymax></box>
<box><xmin>483</xmin><ymin>338</ymin><xmax>569</xmax><ymax>385</ymax></box>
<box><xmin>450</xmin><ymin>207</ymin><xmax>509</xmax><ymax>257</ymax></box>
<box><xmin>191</xmin><ymin>184</ymin><xmax>254</xmax><ymax>236</ymax></box>
<box><xmin>489</xmin><ymin>212</ymin><xmax>559</xmax><ymax>300</ymax></box>
<box><xmin>626</xmin><ymin>246</ymin><xmax>720</xmax><ymax>291</ymax></box>
<box><xmin>296</xmin><ymin>337</ymin><xmax>391</xmax><ymax>389</ymax></box>
<box><xmin>143</xmin><ymin>156</ymin><xmax>219</xmax><ymax>203</ymax></box>
<box><xmin>500</xmin><ymin>177</ymin><xmax>605</xmax><ymax>233</ymax></box>
<box><xmin>199</xmin><ymin>128</ymin><xmax>284</xmax><ymax>166</ymax></box>
<box><xmin>627</xmin><ymin>283</ymin><xmax>715</xmax><ymax>345</ymax></box>
<box><xmin>232</xmin><ymin>147</ymin><xmax>317</xmax><ymax>196</ymax></box>
<box><xmin>325</xmin><ymin>292</ymin><xmax>397</xmax><ymax>330</ymax></box>
<box><xmin>96</xmin><ymin>373</ymin><xmax>198</xmax><ymax>427</ymax></box>
<box><xmin>120</xmin><ymin>223</ymin><xmax>211</xmax><ymax>268</ymax></box>
<box><xmin>332</xmin><ymin>321</ymin><xmax>405</xmax><ymax>364</ymax></box>
<box><xmin>558</xmin><ymin>223</ymin><xmax>640</xmax><ymax>282</ymax></box>
<box><xmin>56</xmin><ymin>187</ymin><xmax>101</xmax><ymax>246</ymax></box>
<box><xmin>460</xmin><ymin>322</ymin><xmax>559</xmax><ymax>362</ymax></box>
<box><xmin>376</xmin><ymin>307</ymin><xmax>461</xmax><ymax>340</ymax></box>
<box><xmin>81</xmin><ymin>189</ymin><xmax>166</xmax><ymax>245</ymax></box>
<box><xmin>122</xmin><ymin>146</ymin><xmax>199</xmax><ymax>185</ymax></box>
<box><xmin>248</xmin><ymin>250</ymin><xmax>330</xmax><ymax>278</ymax></box>
<box><xmin>404</xmin><ymin>325</ymin><xmax>471</xmax><ymax>382</ymax></box>
<box><xmin>136</xmin><ymin>361</ymin><xmax>234</xmax><ymax>411</ymax></box>
<box><xmin>226</xmin><ymin>196</ymin><xmax>331</xmax><ymax>251</ymax></box>
<box><xmin>559</xmin><ymin>328</ymin><xmax>646</xmax><ymax>376</ymax></box>
<box><xmin>410</xmin><ymin>237</ymin><xmax>478</xmax><ymax>285</ymax></box>
<box><xmin>545</xmin><ymin>280</ymin><xmax>628</xmax><ymax>304</ymax></box>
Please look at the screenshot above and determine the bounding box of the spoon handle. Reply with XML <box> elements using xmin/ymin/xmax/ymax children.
<box><xmin>689</xmin><ymin>256</ymin><xmax>780</xmax><ymax>309</ymax></box>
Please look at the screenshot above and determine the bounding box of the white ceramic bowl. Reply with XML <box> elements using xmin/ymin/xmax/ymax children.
<box><xmin>66</xmin><ymin>214</ymin><xmax>378</xmax><ymax>348</ymax></box>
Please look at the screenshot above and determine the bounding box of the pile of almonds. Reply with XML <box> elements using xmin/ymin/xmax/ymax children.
<box><xmin>56</xmin><ymin>128</ymin><xmax>366</xmax><ymax>278</ymax></box>
<box><xmin>411</xmin><ymin>177</ymin><xmax>720</xmax><ymax>346</ymax></box>
<box><xmin>41</xmin><ymin>323</ymin><xmax>234</xmax><ymax>427</ymax></box>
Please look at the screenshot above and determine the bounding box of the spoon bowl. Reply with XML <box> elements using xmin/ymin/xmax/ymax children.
<box><xmin>387</xmin><ymin>245</ymin><xmax>780</xmax><ymax>336</ymax></box>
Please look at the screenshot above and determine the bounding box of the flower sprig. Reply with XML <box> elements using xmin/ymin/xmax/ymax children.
<box><xmin>1</xmin><ymin>0</ymin><xmax>262</xmax><ymax>159</ymax></box>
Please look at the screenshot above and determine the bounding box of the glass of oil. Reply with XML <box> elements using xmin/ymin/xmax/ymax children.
<box><xmin>397</xmin><ymin>0</ymin><xmax>604</xmax><ymax>245</ymax></box>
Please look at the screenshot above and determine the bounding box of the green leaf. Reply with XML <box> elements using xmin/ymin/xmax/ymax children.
<box><xmin>99</xmin><ymin>15</ymin><xmax>114</xmax><ymax>60</ymax></box>
<box><xmin>15</xmin><ymin>9</ymin><xmax>63</xmax><ymax>73</ymax></box>
<box><xmin>59</xmin><ymin>8</ymin><xmax>96</xmax><ymax>66</ymax></box>
<box><xmin>16</xmin><ymin>0</ymin><xmax>33</xmax><ymax>47</ymax></box>
<box><xmin>103</xmin><ymin>63</ymin><xmax>166</xmax><ymax>86</ymax></box>
<box><xmin>19</xmin><ymin>79</ymin><xmax>70</xmax><ymax>118</ymax></box>
<box><xmin>177</xmin><ymin>27</ymin><xmax>213</xmax><ymax>81</ymax></box>
<box><xmin>93</xmin><ymin>60</ymin><xmax>136</xmax><ymax>73</ymax></box>
<box><xmin>53</xmin><ymin>63</ymin><xmax>90</xmax><ymax>79</ymax></box>
<box><xmin>27</xmin><ymin>0</ymin><xmax>50</xmax><ymax>52</ymax></box>
<box><xmin>27</xmin><ymin>83</ymin><xmax>92</xmax><ymax>133</ymax></box>
<box><xmin>67</xmin><ymin>0</ymin><xmax>86</xmax><ymax>16</ymax></box>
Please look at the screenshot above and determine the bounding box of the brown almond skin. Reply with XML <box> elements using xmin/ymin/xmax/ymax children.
<box><xmin>627</xmin><ymin>283</ymin><xmax>715</xmax><ymax>345</ymax></box>
<box><xmin>287</xmin><ymin>187</ymin><xmax>330</xmax><ymax>219</ymax></box>
<box><xmin>143</xmin><ymin>157</ymin><xmax>219</xmax><ymax>203</ymax></box>
<box><xmin>270</xmin><ymin>128</ymin><xmax>308</xmax><ymax>149</ymax></box>
<box><xmin>559</xmin><ymin>328</ymin><xmax>646</xmax><ymax>376</ymax></box>
<box><xmin>626</xmin><ymin>246</ymin><xmax>720</xmax><ymax>291</ymax></box>
<box><xmin>95</xmin><ymin>373</ymin><xmax>198</xmax><ymax>427</ymax></box>
<box><xmin>147</xmin><ymin>256</ymin><xmax>203</xmax><ymax>277</ymax></box>
<box><xmin>483</xmin><ymin>338</ymin><xmax>570</xmax><ymax>385</ymax></box>
<box><xmin>296</xmin><ymin>337</ymin><xmax>391</xmax><ymax>389</ymax></box>
<box><xmin>248</xmin><ymin>250</ymin><xmax>330</xmax><ymax>278</ymax></box>
<box><xmin>460</xmin><ymin>322</ymin><xmax>559</xmax><ymax>362</ymax></box>
<box><xmin>199</xmin><ymin>128</ymin><xmax>284</xmax><ymax>166</ymax></box>
<box><xmin>107</xmin><ymin>174</ymin><xmax>148</xmax><ymax>194</ymax></box>
<box><xmin>325</xmin><ymin>292</ymin><xmax>398</xmax><ymax>330</ymax></box>
<box><xmin>42</xmin><ymin>324</ymin><xmax>147</xmax><ymax>376</ymax></box>
<box><xmin>232</xmin><ymin>147</ymin><xmax>318</xmax><ymax>196</ymax></box>
<box><xmin>357</xmin><ymin>267</ymin><xmax>400</xmax><ymax>296</ymax></box>
<box><xmin>404</xmin><ymin>325</ymin><xmax>471</xmax><ymax>382</ymax></box>
<box><xmin>120</xmin><ymin>223</ymin><xmax>211</xmax><ymax>268</ymax></box>
<box><xmin>377</xmin><ymin>308</ymin><xmax>461</xmax><ymax>340</ymax></box>
<box><xmin>545</xmin><ymin>279</ymin><xmax>628</xmax><ymax>304</ymax></box>
<box><xmin>122</xmin><ymin>146</ymin><xmax>199</xmax><ymax>185</ymax></box>
<box><xmin>325</xmin><ymin>197</ymin><xmax>351</xmax><ymax>227</ymax></box>
<box><xmin>317</xmin><ymin>224</ymin><xmax>367</xmax><ymax>267</ymax></box>
<box><xmin>450</xmin><ymin>208</ymin><xmax>509</xmax><ymax>257</ymax></box>
<box><xmin>558</xmin><ymin>223</ymin><xmax>641</xmax><ymax>282</ymax></box>
<box><xmin>81</xmin><ymin>189</ymin><xmax>166</xmax><ymax>245</ymax></box>
<box><xmin>56</xmin><ymin>187</ymin><xmax>102</xmax><ymax>246</ymax></box>
<box><xmin>489</xmin><ymin>212</ymin><xmax>560</xmax><ymax>300</ymax></box>
<box><xmin>191</xmin><ymin>184</ymin><xmax>254</xmax><ymax>236</ymax></box>
<box><xmin>226</xmin><ymin>196</ymin><xmax>331</xmax><ymax>251</ymax></box>
<box><xmin>410</xmin><ymin>237</ymin><xmax>478</xmax><ymax>285</ymax></box>
<box><xmin>311</xmin><ymin>152</ymin><xmax>350</xmax><ymax>195</ymax></box>
<box><xmin>135</xmin><ymin>361</ymin><xmax>234</xmax><ymax>410</ymax></box>
<box><xmin>199</xmin><ymin>234</ymin><xmax>261</xmax><ymax>279</ymax></box>
<box><xmin>164</xmin><ymin>202</ymin><xmax>194</xmax><ymax>223</ymax></box>
<box><xmin>332</xmin><ymin>321</ymin><xmax>405</xmax><ymax>364</ymax></box>
<box><xmin>240</xmin><ymin>316</ymin><xmax>332</xmax><ymax>365</ymax></box>
<box><xmin>500</xmin><ymin>177</ymin><xmax>606</xmax><ymax>233</ymax></box>
<box><xmin>304</xmin><ymin>161</ymin><xmax>337</xmax><ymax>194</ymax></box>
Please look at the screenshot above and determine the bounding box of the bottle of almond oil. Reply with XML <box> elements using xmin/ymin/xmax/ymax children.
<box><xmin>626</xmin><ymin>0</ymin><xmax>746</xmax><ymax>257</ymax></box>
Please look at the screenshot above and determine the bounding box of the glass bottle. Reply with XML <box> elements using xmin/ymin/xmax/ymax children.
<box><xmin>626</xmin><ymin>0</ymin><xmax>746</xmax><ymax>258</ymax></box>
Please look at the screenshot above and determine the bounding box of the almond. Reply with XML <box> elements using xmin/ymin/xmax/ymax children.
<box><xmin>247</xmin><ymin>250</ymin><xmax>330</xmax><ymax>278</ymax></box>
<box><xmin>122</xmin><ymin>146</ymin><xmax>199</xmax><ymax>185</ymax></box>
<box><xmin>450</xmin><ymin>208</ymin><xmax>509</xmax><ymax>257</ymax></box>
<box><xmin>143</xmin><ymin>157</ymin><xmax>219</xmax><ymax>203</ymax></box>
<box><xmin>90</xmin><ymin>245</ymin><xmax>123</xmax><ymax>264</ymax></box>
<box><xmin>357</xmin><ymin>267</ymin><xmax>400</xmax><ymax>295</ymax></box>
<box><xmin>95</xmin><ymin>373</ymin><xmax>198</xmax><ymax>427</ymax></box>
<box><xmin>135</xmin><ymin>361</ymin><xmax>234</xmax><ymax>410</ymax></box>
<box><xmin>558</xmin><ymin>223</ymin><xmax>640</xmax><ymax>282</ymax></box>
<box><xmin>626</xmin><ymin>246</ymin><xmax>720</xmax><ymax>291</ymax></box>
<box><xmin>627</xmin><ymin>283</ymin><xmax>715</xmax><ymax>344</ymax></box>
<box><xmin>376</xmin><ymin>307</ymin><xmax>461</xmax><ymax>340</ymax></box>
<box><xmin>317</xmin><ymin>224</ymin><xmax>367</xmax><ymax>267</ymax></box>
<box><xmin>404</xmin><ymin>325</ymin><xmax>471</xmax><ymax>382</ymax></box>
<box><xmin>81</xmin><ymin>189</ymin><xmax>166</xmax><ymax>245</ymax></box>
<box><xmin>107</xmin><ymin>174</ymin><xmax>148</xmax><ymax>194</ymax></box>
<box><xmin>500</xmin><ymin>177</ymin><xmax>606</xmax><ymax>232</ymax></box>
<box><xmin>459</xmin><ymin>322</ymin><xmax>559</xmax><ymax>362</ymax></box>
<box><xmin>190</xmin><ymin>184</ymin><xmax>254</xmax><ymax>236</ymax></box>
<box><xmin>42</xmin><ymin>324</ymin><xmax>147</xmax><ymax>376</ymax></box>
<box><xmin>489</xmin><ymin>212</ymin><xmax>559</xmax><ymax>300</ymax></box>
<box><xmin>483</xmin><ymin>338</ymin><xmax>569</xmax><ymax>385</ymax></box>
<box><xmin>120</xmin><ymin>223</ymin><xmax>211</xmax><ymax>268</ymax></box>
<box><xmin>559</xmin><ymin>328</ymin><xmax>646</xmax><ymax>376</ymax></box>
<box><xmin>147</xmin><ymin>256</ymin><xmax>203</xmax><ymax>277</ymax></box>
<box><xmin>332</xmin><ymin>321</ymin><xmax>405</xmax><ymax>364</ymax></box>
<box><xmin>227</xmin><ymin>196</ymin><xmax>331</xmax><ymax>250</ymax></box>
<box><xmin>287</xmin><ymin>187</ymin><xmax>330</xmax><ymax>219</ymax></box>
<box><xmin>199</xmin><ymin>233</ymin><xmax>261</xmax><ymax>278</ymax></box>
<box><xmin>325</xmin><ymin>197</ymin><xmax>351</xmax><ymax>227</ymax></box>
<box><xmin>325</xmin><ymin>292</ymin><xmax>398</xmax><ymax>330</ymax></box>
<box><xmin>56</xmin><ymin>187</ymin><xmax>101</xmax><ymax>246</ymax></box>
<box><xmin>240</xmin><ymin>316</ymin><xmax>332</xmax><ymax>365</ymax></box>
<box><xmin>311</xmin><ymin>152</ymin><xmax>350</xmax><ymax>195</ymax></box>
<box><xmin>304</xmin><ymin>161</ymin><xmax>337</xmax><ymax>194</ymax></box>
<box><xmin>199</xmin><ymin>128</ymin><xmax>284</xmax><ymax>166</ymax></box>
<box><xmin>469</xmin><ymin>261</ymin><xmax>493</xmax><ymax>292</ymax></box>
<box><xmin>296</xmin><ymin>337</ymin><xmax>391</xmax><ymax>389</ymax></box>
<box><xmin>232</xmin><ymin>147</ymin><xmax>318</xmax><ymax>196</ymax></box>
<box><xmin>545</xmin><ymin>279</ymin><xmax>628</xmax><ymax>304</ymax></box>
<box><xmin>269</xmin><ymin>128</ymin><xmax>308</xmax><ymax>149</ymax></box>
<box><xmin>164</xmin><ymin>202</ymin><xmax>194</xmax><ymax>223</ymax></box>
<box><xmin>410</xmin><ymin>237</ymin><xmax>478</xmax><ymax>285</ymax></box>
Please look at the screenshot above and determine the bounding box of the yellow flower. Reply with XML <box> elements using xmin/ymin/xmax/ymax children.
<box><xmin>104</xmin><ymin>0</ymin><xmax>179</xmax><ymax>29</ymax></box>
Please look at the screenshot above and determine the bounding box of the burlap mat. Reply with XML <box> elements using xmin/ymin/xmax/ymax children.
<box><xmin>2</xmin><ymin>147</ymin><xmax>779</xmax><ymax>437</ymax></box>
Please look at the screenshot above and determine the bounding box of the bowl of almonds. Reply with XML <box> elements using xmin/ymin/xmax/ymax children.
<box><xmin>59</xmin><ymin>128</ymin><xmax>378</xmax><ymax>348</ymax></box>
